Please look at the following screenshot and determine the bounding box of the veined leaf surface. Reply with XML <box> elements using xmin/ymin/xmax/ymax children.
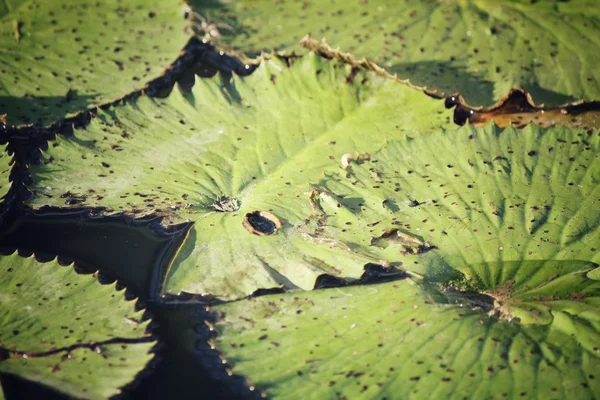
<box><xmin>213</xmin><ymin>271</ymin><xmax>600</xmax><ymax>399</ymax></box>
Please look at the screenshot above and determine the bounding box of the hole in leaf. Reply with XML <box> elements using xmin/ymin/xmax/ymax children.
<box><xmin>242</xmin><ymin>211</ymin><xmax>282</xmax><ymax>236</ymax></box>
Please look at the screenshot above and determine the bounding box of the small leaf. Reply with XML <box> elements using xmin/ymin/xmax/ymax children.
<box><xmin>0</xmin><ymin>142</ymin><xmax>12</xmax><ymax>201</ymax></box>
<box><xmin>0</xmin><ymin>253</ymin><xmax>156</xmax><ymax>399</ymax></box>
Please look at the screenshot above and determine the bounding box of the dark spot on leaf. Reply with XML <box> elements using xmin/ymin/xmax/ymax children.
<box><xmin>409</xmin><ymin>199</ymin><xmax>422</xmax><ymax>207</ymax></box>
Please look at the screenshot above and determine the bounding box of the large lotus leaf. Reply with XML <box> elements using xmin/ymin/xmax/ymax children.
<box><xmin>0</xmin><ymin>0</ymin><xmax>188</xmax><ymax>126</ymax></box>
<box><xmin>211</xmin><ymin>122</ymin><xmax>600</xmax><ymax>397</ymax></box>
<box><xmin>24</xmin><ymin>53</ymin><xmax>453</xmax><ymax>300</ymax></box>
<box><xmin>193</xmin><ymin>0</ymin><xmax>600</xmax><ymax>105</ymax></box>
<box><xmin>309</xmin><ymin>123</ymin><xmax>600</xmax><ymax>285</ymax></box>
<box><xmin>212</xmin><ymin>272</ymin><xmax>600</xmax><ymax>399</ymax></box>
<box><xmin>0</xmin><ymin>253</ymin><xmax>155</xmax><ymax>399</ymax></box>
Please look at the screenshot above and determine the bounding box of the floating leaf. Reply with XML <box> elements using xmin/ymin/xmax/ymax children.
<box><xmin>192</xmin><ymin>0</ymin><xmax>600</xmax><ymax>105</ymax></box>
<box><xmin>24</xmin><ymin>53</ymin><xmax>453</xmax><ymax>300</ymax></box>
<box><xmin>0</xmin><ymin>253</ymin><xmax>155</xmax><ymax>399</ymax></box>
<box><xmin>209</xmin><ymin>120</ymin><xmax>600</xmax><ymax>397</ymax></box>
<box><xmin>0</xmin><ymin>141</ymin><xmax>14</xmax><ymax>227</ymax></box>
<box><xmin>213</xmin><ymin>272</ymin><xmax>600</xmax><ymax>399</ymax></box>
<box><xmin>0</xmin><ymin>0</ymin><xmax>188</xmax><ymax>125</ymax></box>
<box><xmin>0</xmin><ymin>143</ymin><xmax>12</xmax><ymax>201</ymax></box>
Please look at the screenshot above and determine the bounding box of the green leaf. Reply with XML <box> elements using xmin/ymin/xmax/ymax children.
<box><xmin>24</xmin><ymin>53</ymin><xmax>453</xmax><ymax>300</ymax></box>
<box><xmin>0</xmin><ymin>0</ymin><xmax>189</xmax><ymax>126</ymax></box>
<box><xmin>0</xmin><ymin>253</ymin><xmax>156</xmax><ymax>399</ymax></box>
<box><xmin>212</xmin><ymin>273</ymin><xmax>600</xmax><ymax>399</ymax></box>
<box><xmin>193</xmin><ymin>0</ymin><xmax>600</xmax><ymax>105</ymax></box>
<box><xmin>0</xmin><ymin>142</ymin><xmax>12</xmax><ymax>201</ymax></box>
<box><xmin>0</xmin><ymin>141</ymin><xmax>14</xmax><ymax>227</ymax></box>
<box><xmin>0</xmin><ymin>1</ymin><xmax>27</xmax><ymax>19</ymax></box>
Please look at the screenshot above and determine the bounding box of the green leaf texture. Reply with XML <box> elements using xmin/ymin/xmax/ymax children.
<box><xmin>0</xmin><ymin>142</ymin><xmax>11</xmax><ymax>201</ymax></box>
<box><xmin>213</xmin><ymin>273</ymin><xmax>600</xmax><ymax>399</ymax></box>
<box><xmin>193</xmin><ymin>0</ymin><xmax>600</xmax><ymax>105</ymax></box>
<box><xmin>310</xmin><ymin>123</ymin><xmax>600</xmax><ymax>284</ymax></box>
<box><xmin>0</xmin><ymin>0</ymin><xmax>189</xmax><ymax>125</ymax></box>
